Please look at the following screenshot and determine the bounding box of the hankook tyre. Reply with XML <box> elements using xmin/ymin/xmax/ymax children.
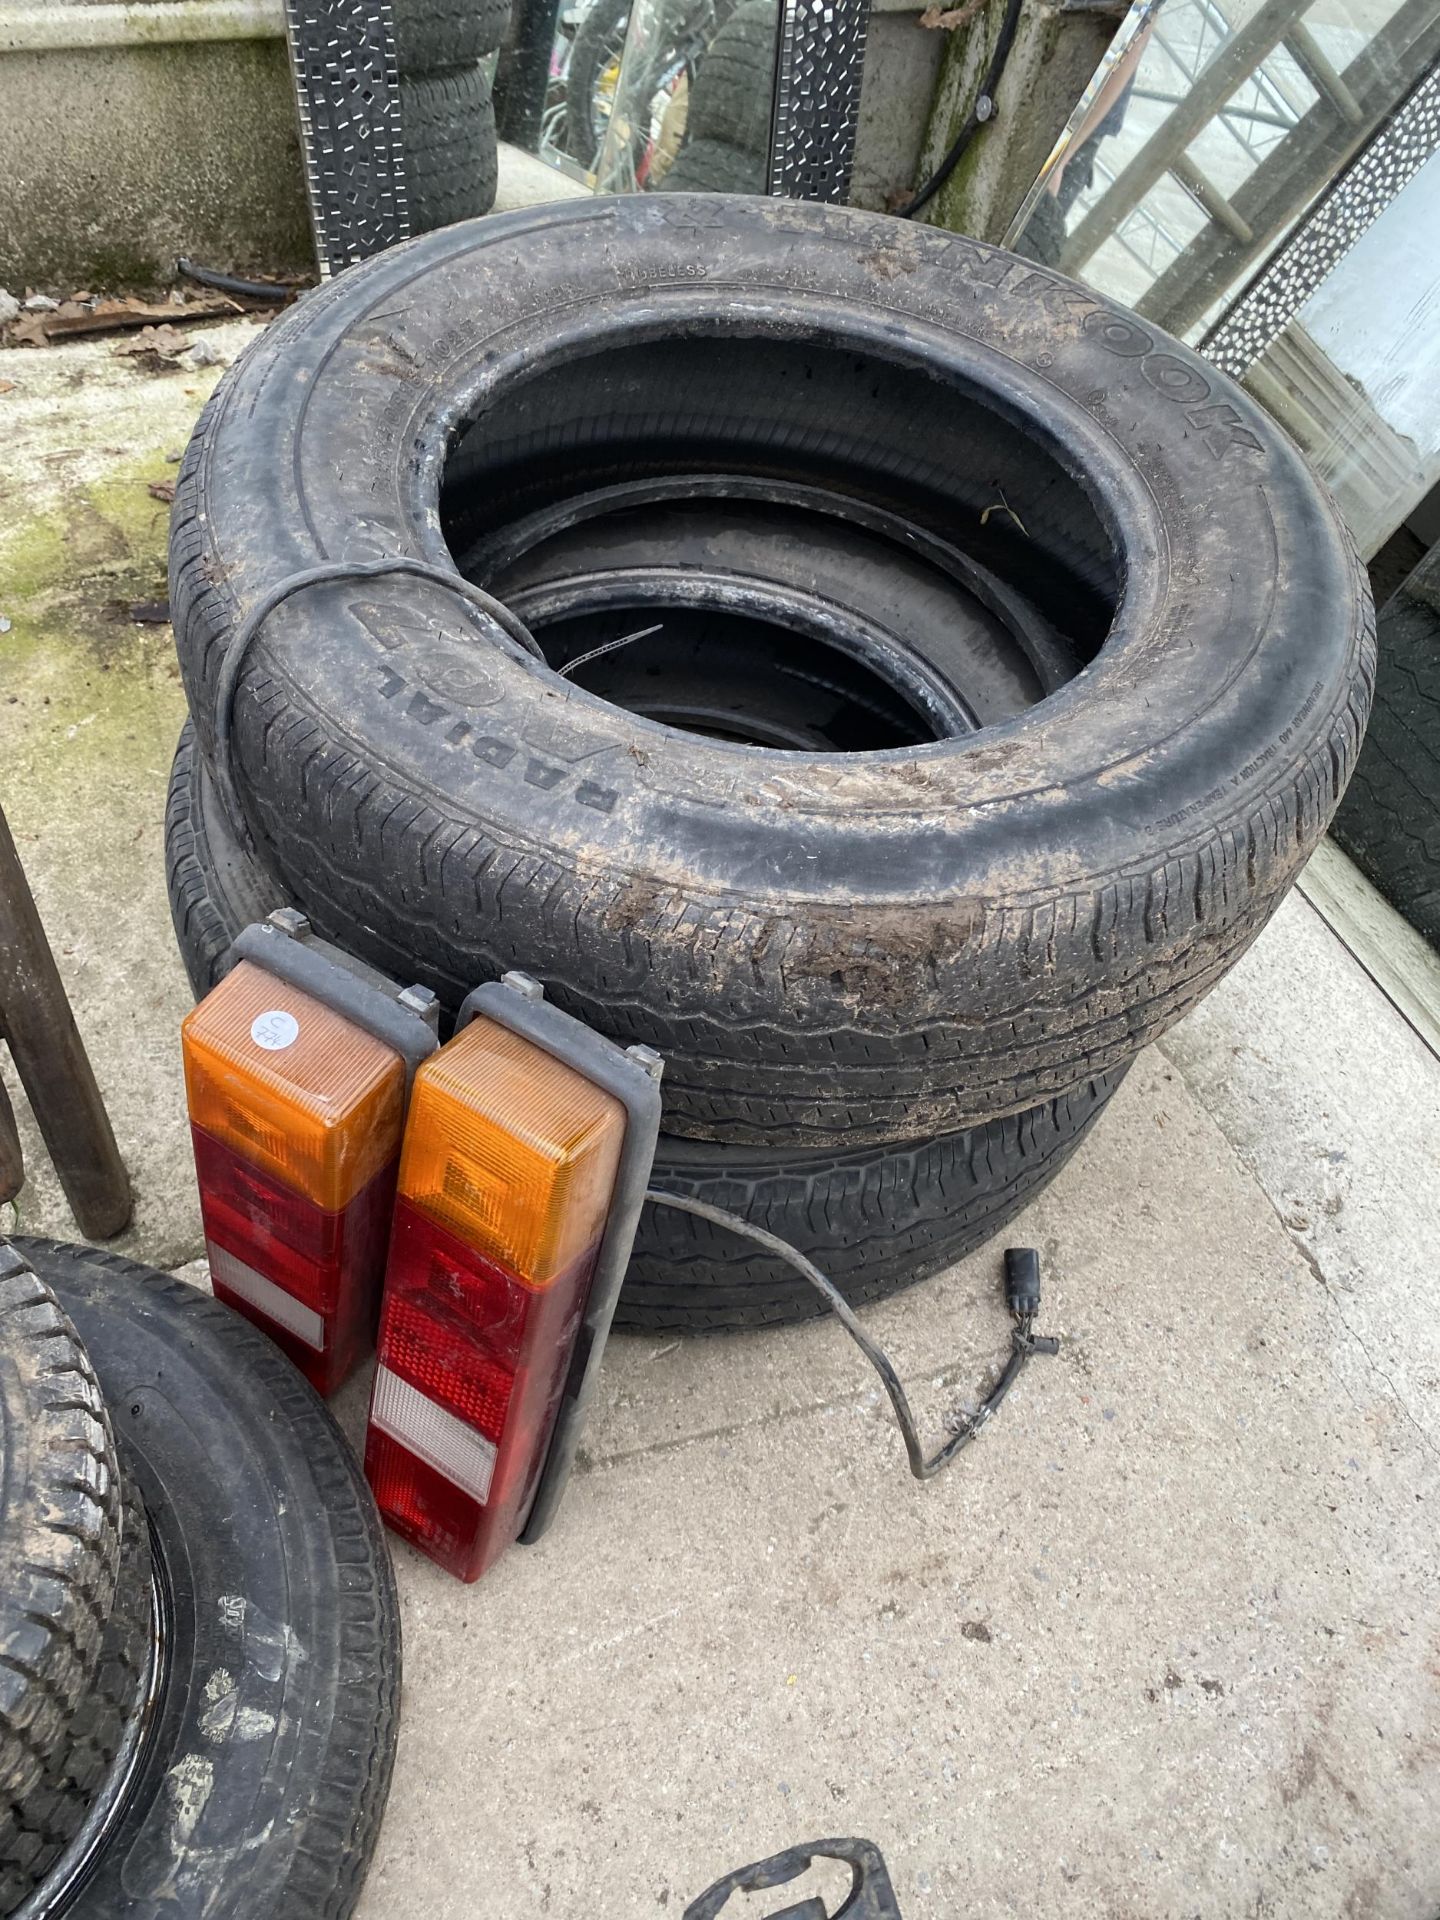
<box><xmin>170</xmin><ymin>197</ymin><xmax>1373</xmax><ymax>1147</ymax></box>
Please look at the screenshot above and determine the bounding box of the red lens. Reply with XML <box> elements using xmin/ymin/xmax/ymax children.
<box><xmin>194</xmin><ymin>1125</ymin><xmax>396</xmax><ymax>1394</ymax></box>
<box><xmin>366</xmin><ymin>1201</ymin><xmax>601</xmax><ymax>1581</ymax></box>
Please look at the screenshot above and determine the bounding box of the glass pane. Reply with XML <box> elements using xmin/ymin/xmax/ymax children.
<box><xmin>1241</xmin><ymin>146</ymin><xmax>1440</xmax><ymax>554</ymax></box>
<box><xmin>1007</xmin><ymin>0</ymin><xmax>1440</xmax><ymax>341</ymax></box>
<box><xmin>512</xmin><ymin>0</ymin><xmax>779</xmax><ymax>191</ymax></box>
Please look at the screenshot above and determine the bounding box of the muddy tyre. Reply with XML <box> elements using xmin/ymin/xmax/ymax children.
<box><xmin>10</xmin><ymin>1240</ymin><xmax>400</xmax><ymax>1920</ymax></box>
<box><xmin>166</xmin><ymin>721</ymin><xmax>288</xmax><ymax>998</ymax></box>
<box><xmin>166</xmin><ymin>728</ymin><xmax>1120</xmax><ymax>1327</ymax></box>
<box><xmin>0</xmin><ymin>1248</ymin><xmax>122</xmax><ymax>1840</ymax></box>
<box><xmin>169</xmin><ymin>197</ymin><xmax>1373</xmax><ymax>1147</ymax></box>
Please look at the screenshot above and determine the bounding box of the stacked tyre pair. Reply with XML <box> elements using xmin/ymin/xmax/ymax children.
<box><xmin>662</xmin><ymin>0</ymin><xmax>777</xmax><ymax>194</ymax></box>
<box><xmin>395</xmin><ymin>0</ymin><xmax>510</xmax><ymax>234</ymax></box>
<box><xmin>164</xmin><ymin>197</ymin><xmax>1374</xmax><ymax>1332</ymax></box>
<box><xmin>0</xmin><ymin>1241</ymin><xmax>399</xmax><ymax>1918</ymax></box>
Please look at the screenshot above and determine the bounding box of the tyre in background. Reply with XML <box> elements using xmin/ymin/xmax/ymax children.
<box><xmin>0</xmin><ymin>1251</ymin><xmax>122</xmax><ymax>1859</ymax></box>
<box><xmin>393</xmin><ymin>0</ymin><xmax>511</xmax><ymax>69</ymax></box>
<box><xmin>1331</xmin><ymin>537</ymin><xmax>1440</xmax><ymax>949</ymax></box>
<box><xmin>400</xmin><ymin>67</ymin><xmax>499</xmax><ymax>233</ymax></box>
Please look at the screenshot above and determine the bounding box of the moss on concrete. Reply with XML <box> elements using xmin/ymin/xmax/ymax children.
<box><xmin>3</xmin><ymin>460</ymin><xmax>186</xmax><ymax>796</ymax></box>
<box><xmin>1</xmin><ymin>453</ymin><xmax>200</xmax><ymax>1261</ymax></box>
<box><xmin>0</xmin><ymin>38</ymin><xmax>310</xmax><ymax>288</ymax></box>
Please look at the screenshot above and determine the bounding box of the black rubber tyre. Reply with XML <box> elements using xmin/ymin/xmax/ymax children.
<box><xmin>562</xmin><ymin>0</ymin><xmax>632</xmax><ymax>167</ymax></box>
<box><xmin>1331</xmin><ymin>539</ymin><xmax>1440</xmax><ymax>948</ymax></box>
<box><xmin>662</xmin><ymin>135</ymin><xmax>766</xmax><ymax>194</ymax></box>
<box><xmin>170</xmin><ymin>197</ymin><xmax>1372</xmax><ymax>1148</ymax></box>
<box><xmin>0</xmin><ymin>1250</ymin><xmax>122</xmax><ymax>1841</ymax></box>
<box><xmin>683</xmin><ymin>0</ymin><xmax>775</xmax><ymax>154</ymax></box>
<box><xmin>623</xmin><ymin>1072</ymin><xmax>1120</xmax><ymax>1329</ymax></box>
<box><xmin>486</xmin><ymin>496</ymin><xmax>1059</xmax><ymax>736</ymax></box>
<box><xmin>393</xmin><ymin>0</ymin><xmax>511</xmax><ymax>69</ymax></box>
<box><xmin>400</xmin><ymin>68</ymin><xmax>498</xmax><ymax>234</ymax></box>
<box><xmin>166</xmin><ymin>721</ymin><xmax>288</xmax><ymax>998</ymax></box>
<box><xmin>9</xmin><ymin>1241</ymin><xmax>400</xmax><ymax>1920</ymax></box>
<box><xmin>0</xmin><ymin>1470</ymin><xmax>153</xmax><ymax>1912</ymax></box>
<box><xmin>164</xmin><ymin>732</ymin><xmax>1122</xmax><ymax>1329</ymax></box>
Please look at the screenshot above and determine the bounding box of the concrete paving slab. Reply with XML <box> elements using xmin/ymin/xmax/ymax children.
<box><xmin>0</xmin><ymin>324</ymin><xmax>243</xmax><ymax>1259</ymax></box>
<box><xmin>1162</xmin><ymin>884</ymin><xmax>1440</xmax><ymax>1471</ymax></box>
<box><xmin>352</xmin><ymin>1045</ymin><xmax>1440</xmax><ymax>1920</ymax></box>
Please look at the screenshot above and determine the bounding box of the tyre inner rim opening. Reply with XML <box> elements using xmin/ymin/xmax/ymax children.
<box><xmin>517</xmin><ymin>582</ymin><xmax>958</xmax><ymax>751</ymax></box>
<box><xmin>440</xmin><ymin>328</ymin><xmax>1123</xmax><ymax>752</ymax></box>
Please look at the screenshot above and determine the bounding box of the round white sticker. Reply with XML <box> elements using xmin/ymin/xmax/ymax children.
<box><xmin>250</xmin><ymin>1009</ymin><xmax>300</xmax><ymax>1052</ymax></box>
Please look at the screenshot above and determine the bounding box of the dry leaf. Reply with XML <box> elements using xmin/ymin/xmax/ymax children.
<box><xmin>113</xmin><ymin>324</ymin><xmax>191</xmax><ymax>361</ymax></box>
<box><xmin>0</xmin><ymin>380</ymin><xmax>15</xmax><ymax>396</ymax></box>
<box><xmin>147</xmin><ymin>479</ymin><xmax>176</xmax><ymax>503</ymax></box>
<box><xmin>919</xmin><ymin>0</ymin><xmax>987</xmax><ymax>27</ymax></box>
<box><xmin>5</xmin><ymin>312</ymin><xmax>52</xmax><ymax>348</ymax></box>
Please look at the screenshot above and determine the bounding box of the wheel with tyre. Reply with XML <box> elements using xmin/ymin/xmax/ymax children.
<box><xmin>0</xmin><ymin>1249</ymin><xmax>125</xmax><ymax>1898</ymax></box>
<box><xmin>169</xmin><ymin>196</ymin><xmax>1372</xmax><ymax>1149</ymax></box>
<box><xmin>164</xmin><ymin>722</ymin><xmax>1123</xmax><ymax>1329</ymax></box>
<box><xmin>400</xmin><ymin>68</ymin><xmax>498</xmax><ymax>234</ymax></box>
<box><xmin>0</xmin><ymin>1240</ymin><xmax>399</xmax><ymax>1919</ymax></box>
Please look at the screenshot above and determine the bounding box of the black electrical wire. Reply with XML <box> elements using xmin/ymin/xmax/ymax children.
<box><xmin>644</xmin><ymin>1191</ymin><xmax>1059</xmax><ymax>1480</ymax></box>
<box><xmin>896</xmin><ymin>0</ymin><xmax>1027</xmax><ymax>219</ymax></box>
<box><xmin>211</xmin><ymin>558</ymin><xmax>546</xmax><ymax>854</ymax></box>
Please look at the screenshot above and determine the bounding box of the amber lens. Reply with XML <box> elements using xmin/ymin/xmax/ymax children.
<box><xmin>399</xmin><ymin>1016</ymin><xmax>625</xmax><ymax>1286</ymax></box>
<box><xmin>183</xmin><ymin>960</ymin><xmax>404</xmax><ymax>1208</ymax></box>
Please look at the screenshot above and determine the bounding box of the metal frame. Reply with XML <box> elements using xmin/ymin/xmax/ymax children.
<box><xmin>769</xmin><ymin>0</ymin><xmax>872</xmax><ymax>202</ymax></box>
<box><xmin>282</xmin><ymin>0</ymin><xmax>410</xmax><ymax>277</ymax></box>
<box><xmin>454</xmin><ymin>972</ymin><xmax>663</xmax><ymax>1546</ymax></box>
<box><xmin>1203</xmin><ymin>61</ymin><xmax>1440</xmax><ymax>378</ymax></box>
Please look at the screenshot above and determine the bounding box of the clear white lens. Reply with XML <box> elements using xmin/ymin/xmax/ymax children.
<box><xmin>207</xmin><ymin>1242</ymin><xmax>325</xmax><ymax>1350</ymax></box>
<box><xmin>371</xmin><ymin>1365</ymin><xmax>497</xmax><ymax>1505</ymax></box>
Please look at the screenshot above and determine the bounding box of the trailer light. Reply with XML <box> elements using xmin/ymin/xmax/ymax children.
<box><xmin>366</xmin><ymin>975</ymin><xmax>662</xmax><ymax>1582</ymax></box>
<box><xmin>182</xmin><ymin>913</ymin><xmax>437</xmax><ymax>1394</ymax></box>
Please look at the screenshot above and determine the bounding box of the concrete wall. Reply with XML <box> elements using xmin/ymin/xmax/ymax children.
<box><xmin>850</xmin><ymin>0</ymin><xmax>947</xmax><ymax>213</ymax></box>
<box><xmin>0</xmin><ymin>3</ymin><xmax>311</xmax><ymax>289</ymax></box>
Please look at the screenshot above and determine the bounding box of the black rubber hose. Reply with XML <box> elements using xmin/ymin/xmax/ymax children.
<box><xmin>897</xmin><ymin>0</ymin><xmax>1027</xmax><ymax>220</ymax></box>
<box><xmin>176</xmin><ymin>258</ymin><xmax>301</xmax><ymax>302</ymax></box>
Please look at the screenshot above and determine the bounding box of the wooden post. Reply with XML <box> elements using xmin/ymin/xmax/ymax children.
<box><xmin>0</xmin><ymin>803</ymin><xmax>131</xmax><ymax>1239</ymax></box>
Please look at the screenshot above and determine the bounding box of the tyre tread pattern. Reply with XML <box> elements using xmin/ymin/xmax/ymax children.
<box><xmin>0</xmin><ymin>1267</ymin><xmax>122</xmax><ymax>1833</ymax></box>
<box><xmin>9</xmin><ymin>1242</ymin><xmax>400</xmax><ymax>1920</ymax></box>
